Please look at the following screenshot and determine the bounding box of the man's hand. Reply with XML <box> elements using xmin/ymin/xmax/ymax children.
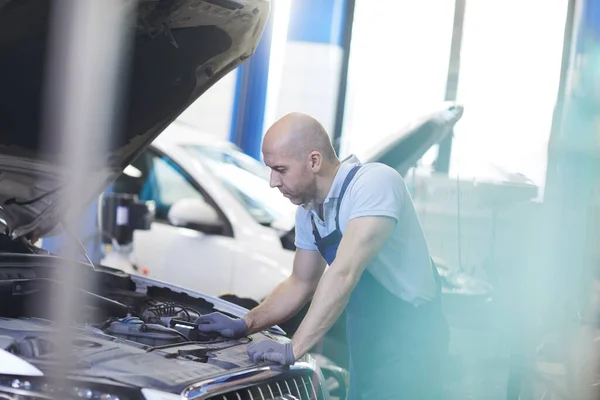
<box><xmin>195</xmin><ymin>312</ymin><xmax>248</xmax><ymax>339</ymax></box>
<box><xmin>247</xmin><ymin>339</ymin><xmax>295</xmax><ymax>365</ymax></box>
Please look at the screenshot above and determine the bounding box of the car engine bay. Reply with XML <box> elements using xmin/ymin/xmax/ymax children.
<box><xmin>0</xmin><ymin>249</ymin><xmax>283</xmax><ymax>393</ymax></box>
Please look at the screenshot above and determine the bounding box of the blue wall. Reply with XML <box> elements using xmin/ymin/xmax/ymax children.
<box><xmin>287</xmin><ymin>0</ymin><xmax>347</xmax><ymax>46</ymax></box>
<box><xmin>229</xmin><ymin>4</ymin><xmax>275</xmax><ymax>160</ymax></box>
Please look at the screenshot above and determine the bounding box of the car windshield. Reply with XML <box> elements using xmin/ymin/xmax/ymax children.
<box><xmin>184</xmin><ymin>144</ymin><xmax>295</xmax><ymax>226</ymax></box>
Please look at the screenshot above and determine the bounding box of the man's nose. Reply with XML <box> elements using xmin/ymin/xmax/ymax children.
<box><xmin>269</xmin><ymin>171</ymin><xmax>281</xmax><ymax>188</ymax></box>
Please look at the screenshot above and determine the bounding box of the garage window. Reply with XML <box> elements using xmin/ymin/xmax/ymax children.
<box><xmin>449</xmin><ymin>0</ymin><xmax>569</xmax><ymax>192</ymax></box>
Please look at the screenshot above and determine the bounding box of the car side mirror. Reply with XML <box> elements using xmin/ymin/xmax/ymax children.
<box><xmin>168</xmin><ymin>198</ymin><xmax>224</xmax><ymax>234</ymax></box>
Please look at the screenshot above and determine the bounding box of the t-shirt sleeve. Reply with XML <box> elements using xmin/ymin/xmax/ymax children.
<box><xmin>294</xmin><ymin>207</ymin><xmax>319</xmax><ymax>251</ymax></box>
<box><xmin>347</xmin><ymin>164</ymin><xmax>405</xmax><ymax>223</ymax></box>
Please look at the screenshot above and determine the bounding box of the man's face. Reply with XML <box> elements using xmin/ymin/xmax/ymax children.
<box><xmin>263</xmin><ymin>150</ymin><xmax>316</xmax><ymax>206</ymax></box>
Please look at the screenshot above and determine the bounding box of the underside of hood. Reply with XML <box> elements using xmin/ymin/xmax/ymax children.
<box><xmin>0</xmin><ymin>0</ymin><xmax>269</xmax><ymax>239</ymax></box>
<box><xmin>362</xmin><ymin>102</ymin><xmax>465</xmax><ymax>175</ymax></box>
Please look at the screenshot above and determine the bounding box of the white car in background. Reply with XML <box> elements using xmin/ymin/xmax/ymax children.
<box><xmin>112</xmin><ymin>103</ymin><xmax>470</xmax><ymax>303</ymax></box>
<box><xmin>112</xmin><ymin>121</ymin><xmax>297</xmax><ymax>301</ymax></box>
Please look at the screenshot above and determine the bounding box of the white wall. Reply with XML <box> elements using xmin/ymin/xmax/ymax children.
<box><xmin>267</xmin><ymin>42</ymin><xmax>343</xmax><ymax>138</ymax></box>
<box><xmin>262</xmin><ymin>0</ymin><xmax>342</xmax><ymax>142</ymax></box>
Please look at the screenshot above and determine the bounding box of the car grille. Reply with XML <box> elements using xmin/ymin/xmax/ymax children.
<box><xmin>205</xmin><ymin>371</ymin><xmax>324</xmax><ymax>400</ymax></box>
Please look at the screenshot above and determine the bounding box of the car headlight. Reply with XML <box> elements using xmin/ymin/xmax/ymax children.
<box><xmin>0</xmin><ymin>376</ymin><xmax>137</xmax><ymax>400</ymax></box>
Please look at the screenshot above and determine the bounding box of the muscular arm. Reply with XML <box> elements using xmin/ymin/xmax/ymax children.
<box><xmin>243</xmin><ymin>249</ymin><xmax>326</xmax><ymax>334</ymax></box>
<box><xmin>290</xmin><ymin>216</ymin><xmax>396</xmax><ymax>358</ymax></box>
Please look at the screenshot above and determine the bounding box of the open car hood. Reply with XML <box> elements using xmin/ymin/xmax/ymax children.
<box><xmin>0</xmin><ymin>0</ymin><xmax>269</xmax><ymax>239</ymax></box>
<box><xmin>361</xmin><ymin>102</ymin><xmax>464</xmax><ymax>175</ymax></box>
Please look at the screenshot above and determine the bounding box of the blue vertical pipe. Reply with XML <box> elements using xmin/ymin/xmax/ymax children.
<box><xmin>229</xmin><ymin>3</ymin><xmax>274</xmax><ymax>160</ymax></box>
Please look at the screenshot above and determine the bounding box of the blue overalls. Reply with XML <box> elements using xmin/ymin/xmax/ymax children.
<box><xmin>311</xmin><ymin>166</ymin><xmax>449</xmax><ymax>399</ymax></box>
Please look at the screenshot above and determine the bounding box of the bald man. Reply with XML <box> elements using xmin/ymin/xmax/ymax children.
<box><xmin>197</xmin><ymin>113</ymin><xmax>449</xmax><ymax>399</ymax></box>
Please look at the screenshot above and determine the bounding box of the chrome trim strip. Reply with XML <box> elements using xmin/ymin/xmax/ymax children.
<box><xmin>292</xmin><ymin>378</ymin><xmax>301</xmax><ymax>398</ymax></box>
<box><xmin>300</xmin><ymin>376</ymin><xmax>312</xmax><ymax>400</ymax></box>
<box><xmin>181</xmin><ymin>362</ymin><xmax>321</xmax><ymax>399</ymax></box>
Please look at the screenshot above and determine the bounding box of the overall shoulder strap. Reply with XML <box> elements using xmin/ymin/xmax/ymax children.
<box><xmin>335</xmin><ymin>165</ymin><xmax>361</xmax><ymax>231</ymax></box>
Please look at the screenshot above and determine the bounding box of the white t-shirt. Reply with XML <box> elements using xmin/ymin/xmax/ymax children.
<box><xmin>295</xmin><ymin>155</ymin><xmax>437</xmax><ymax>305</ymax></box>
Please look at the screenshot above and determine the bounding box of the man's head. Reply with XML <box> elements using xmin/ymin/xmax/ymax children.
<box><xmin>262</xmin><ymin>113</ymin><xmax>340</xmax><ymax>206</ymax></box>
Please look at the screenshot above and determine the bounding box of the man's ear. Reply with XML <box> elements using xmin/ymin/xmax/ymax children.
<box><xmin>308</xmin><ymin>151</ymin><xmax>322</xmax><ymax>172</ymax></box>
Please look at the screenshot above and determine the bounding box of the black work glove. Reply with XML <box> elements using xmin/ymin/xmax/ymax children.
<box><xmin>246</xmin><ymin>339</ymin><xmax>295</xmax><ymax>365</ymax></box>
<box><xmin>195</xmin><ymin>312</ymin><xmax>248</xmax><ymax>339</ymax></box>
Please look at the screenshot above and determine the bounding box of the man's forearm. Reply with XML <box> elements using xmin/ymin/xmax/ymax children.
<box><xmin>244</xmin><ymin>276</ymin><xmax>313</xmax><ymax>334</ymax></box>
<box><xmin>291</xmin><ymin>268</ymin><xmax>358</xmax><ymax>358</ymax></box>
